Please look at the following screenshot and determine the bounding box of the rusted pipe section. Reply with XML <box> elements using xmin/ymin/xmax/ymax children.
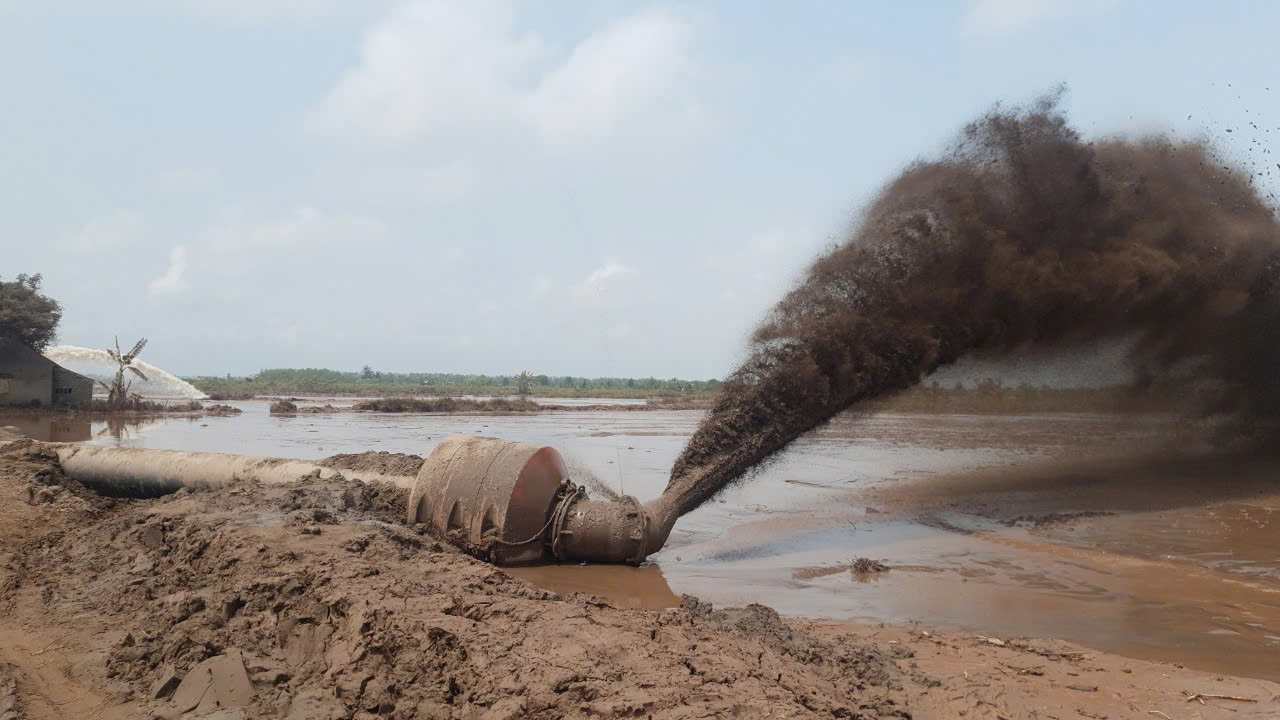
<box><xmin>407</xmin><ymin>435</ymin><xmax>676</xmax><ymax>566</ymax></box>
<box><xmin>51</xmin><ymin>435</ymin><xmax>679</xmax><ymax>566</ymax></box>
<box><xmin>406</xmin><ymin>435</ymin><xmax>567</xmax><ymax>565</ymax></box>
<box><xmin>54</xmin><ymin>445</ymin><xmax>415</xmax><ymax>496</ymax></box>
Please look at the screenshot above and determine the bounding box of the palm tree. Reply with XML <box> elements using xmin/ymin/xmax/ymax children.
<box><xmin>98</xmin><ymin>337</ymin><xmax>148</xmax><ymax>409</ymax></box>
<box><xmin>515</xmin><ymin>371</ymin><xmax>533</xmax><ymax>397</ymax></box>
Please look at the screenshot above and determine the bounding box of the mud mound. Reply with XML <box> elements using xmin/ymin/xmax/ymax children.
<box><xmin>205</xmin><ymin>391</ymin><xmax>257</xmax><ymax>401</ymax></box>
<box><xmin>1</xmin><ymin>439</ymin><xmax>113</xmax><ymax>516</ymax></box>
<box><xmin>297</xmin><ymin>403</ymin><xmax>341</xmax><ymax>414</ymax></box>
<box><xmin>270</xmin><ymin>400</ymin><xmax>297</xmax><ymax>414</ymax></box>
<box><xmin>668</xmin><ymin>90</ymin><xmax>1280</xmax><ymax>517</ymax></box>
<box><xmin>203</xmin><ymin>403</ymin><xmax>243</xmax><ymax>415</ymax></box>
<box><xmin>1</xmin><ymin>454</ymin><xmax>912</xmax><ymax>719</ymax></box>
<box><xmin>320</xmin><ymin>450</ymin><xmax>424</xmax><ymax>477</ymax></box>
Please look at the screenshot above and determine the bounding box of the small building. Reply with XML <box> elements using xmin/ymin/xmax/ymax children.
<box><xmin>0</xmin><ymin>336</ymin><xmax>95</xmax><ymax>407</ymax></box>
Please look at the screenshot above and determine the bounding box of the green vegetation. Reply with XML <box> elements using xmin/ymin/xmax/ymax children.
<box><xmin>98</xmin><ymin>337</ymin><xmax>149</xmax><ymax>409</ymax></box>
<box><xmin>189</xmin><ymin>368</ymin><xmax>724</xmax><ymax>399</ymax></box>
<box><xmin>188</xmin><ymin>368</ymin><xmax>1197</xmax><ymax>414</ymax></box>
<box><xmin>0</xmin><ymin>273</ymin><xmax>62</xmax><ymax>351</ymax></box>
<box><xmin>515</xmin><ymin>370</ymin><xmax>533</xmax><ymax>397</ymax></box>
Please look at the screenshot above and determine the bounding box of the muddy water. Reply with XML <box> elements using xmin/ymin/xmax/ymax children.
<box><xmin>3</xmin><ymin>403</ymin><xmax>1278</xmax><ymax>680</ymax></box>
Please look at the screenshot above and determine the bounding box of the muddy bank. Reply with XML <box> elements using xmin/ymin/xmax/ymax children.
<box><xmin>2</xmin><ymin>433</ymin><xmax>1275</xmax><ymax>718</ymax></box>
<box><xmin>319</xmin><ymin>450</ymin><xmax>425</xmax><ymax>477</ymax></box>
<box><xmin>353</xmin><ymin>397</ymin><xmax>540</xmax><ymax>413</ymax></box>
<box><xmin>0</xmin><ymin>435</ymin><xmax>907</xmax><ymax>719</ymax></box>
<box><xmin>347</xmin><ymin>397</ymin><xmax>717</xmax><ymax>413</ymax></box>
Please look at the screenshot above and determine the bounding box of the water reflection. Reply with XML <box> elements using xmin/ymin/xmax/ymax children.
<box><xmin>0</xmin><ymin>412</ymin><xmax>193</xmax><ymax>443</ymax></box>
<box><xmin>0</xmin><ymin>414</ymin><xmax>91</xmax><ymax>442</ymax></box>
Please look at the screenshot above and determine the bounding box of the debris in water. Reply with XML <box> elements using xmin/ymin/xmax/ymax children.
<box><xmin>269</xmin><ymin>400</ymin><xmax>298</xmax><ymax>414</ymax></box>
<box><xmin>851</xmin><ymin>557</ymin><xmax>889</xmax><ymax>575</ymax></box>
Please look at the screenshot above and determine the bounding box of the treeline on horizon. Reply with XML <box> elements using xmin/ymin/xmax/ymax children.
<box><xmin>186</xmin><ymin>367</ymin><xmax>1199</xmax><ymax>413</ymax></box>
<box><xmin>188</xmin><ymin>367</ymin><xmax>725</xmax><ymax>397</ymax></box>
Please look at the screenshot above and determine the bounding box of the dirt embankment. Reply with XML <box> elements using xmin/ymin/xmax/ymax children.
<box><xmin>0</xmin><ymin>431</ymin><xmax>1275</xmax><ymax>719</ymax></box>
<box><xmin>319</xmin><ymin>451</ymin><xmax>425</xmax><ymax>477</ymax></box>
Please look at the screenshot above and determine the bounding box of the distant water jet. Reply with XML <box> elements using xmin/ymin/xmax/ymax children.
<box><xmin>44</xmin><ymin>346</ymin><xmax>207</xmax><ymax>399</ymax></box>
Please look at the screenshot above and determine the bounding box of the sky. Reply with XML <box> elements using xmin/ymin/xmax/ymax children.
<box><xmin>3</xmin><ymin>0</ymin><xmax>1278</xmax><ymax>380</ymax></box>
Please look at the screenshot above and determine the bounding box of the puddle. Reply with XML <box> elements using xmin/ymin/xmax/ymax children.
<box><xmin>506</xmin><ymin>564</ymin><xmax>680</xmax><ymax>610</ymax></box>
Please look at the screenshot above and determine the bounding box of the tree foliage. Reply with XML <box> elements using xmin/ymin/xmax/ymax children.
<box><xmin>0</xmin><ymin>274</ymin><xmax>62</xmax><ymax>351</ymax></box>
<box><xmin>515</xmin><ymin>370</ymin><xmax>533</xmax><ymax>396</ymax></box>
<box><xmin>98</xmin><ymin>337</ymin><xmax>149</xmax><ymax>409</ymax></box>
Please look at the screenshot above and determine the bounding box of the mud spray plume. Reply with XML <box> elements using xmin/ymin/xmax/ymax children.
<box><xmin>661</xmin><ymin>90</ymin><xmax>1280</xmax><ymax>523</ymax></box>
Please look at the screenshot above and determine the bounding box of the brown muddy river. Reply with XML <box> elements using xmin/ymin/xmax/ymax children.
<box><xmin>4</xmin><ymin>402</ymin><xmax>1278</xmax><ymax>680</ymax></box>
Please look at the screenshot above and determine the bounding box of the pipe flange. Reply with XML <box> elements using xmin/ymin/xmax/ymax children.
<box><xmin>617</xmin><ymin>494</ymin><xmax>650</xmax><ymax>566</ymax></box>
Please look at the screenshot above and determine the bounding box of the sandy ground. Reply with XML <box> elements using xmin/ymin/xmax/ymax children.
<box><xmin>1</xmin><ymin>434</ymin><xmax>1277</xmax><ymax>719</ymax></box>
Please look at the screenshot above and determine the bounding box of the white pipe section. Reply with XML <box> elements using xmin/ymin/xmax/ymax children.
<box><xmin>54</xmin><ymin>445</ymin><xmax>415</xmax><ymax>495</ymax></box>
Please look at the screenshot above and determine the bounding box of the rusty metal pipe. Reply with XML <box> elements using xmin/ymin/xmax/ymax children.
<box><xmin>407</xmin><ymin>435</ymin><xmax>677</xmax><ymax>566</ymax></box>
<box><xmin>53</xmin><ymin>445</ymin><xmax>415</xmax><ymax>495</ymax></box>
<box><xmin>47</xmin><ymin>435</ymin><xmax>677</xmax><ymax>566</ymax></box>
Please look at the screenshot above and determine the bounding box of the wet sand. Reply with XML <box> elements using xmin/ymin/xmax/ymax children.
<box><xmin>3</xmin><ymin>403</ymin><xmax>1277</xmax><ymax>681</ymax></box>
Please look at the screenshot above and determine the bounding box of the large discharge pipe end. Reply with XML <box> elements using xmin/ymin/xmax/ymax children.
<box><xmin>553</xmin><ymin>497</ymin><xmax>651</xmax><ymax>565</ymax></box>
<box><xmin>408</xmin><ymin>435</ymin><xmax>669</xmax><ymax>566</ymax></box>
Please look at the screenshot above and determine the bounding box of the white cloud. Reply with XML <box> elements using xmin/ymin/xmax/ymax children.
<box><xmin>580</xmin><ymin>261</ymin><xmax>629</xmax><ymax>289</ymax></box>
<box><xmin>962</xmin><ymin>0</ymin><xmax>1118</xmax><ymax>35</ymax></box>
<box><xmin>608</xmin><ymin>322</ymin><xmax>631</xmax><ymax>339</ymax></box>
<box><xmin>307</xmin><ymin>0</ymin><xmax>541</xmax><ymax>144</ymax></box>
<box><xmin>308</xmin><ymin>1</ymin><xmax>707</xmax><ymax>148</ymax></box>
<box><xmin>524</xmin><ymin>7</ymin><xmax>705</xmax><ymax>145</ymax></box>
<box><xmin>572</xmin><ymin>261</ymin><xmax>631</xmax><ymax>305</ymax></box>
<box><xmin>63</xmin><ymin>209</ymin><xmax>145</xmax><ymax>251</ymax></box>
<box><xmin>201</xmin><ymin>206</ymin><xmax>387</xmax><ymax>253</ymax></box>
<box><xmin>148</xmin><ymin>246</ymin><xmax>189</xmax><ymax>297</ymax></box>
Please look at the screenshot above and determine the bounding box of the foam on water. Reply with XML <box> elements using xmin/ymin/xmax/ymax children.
<box><xmin>44</xmin><ymin>345</ymin><xmax>207</xmax><ymax>399</ymax></box>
